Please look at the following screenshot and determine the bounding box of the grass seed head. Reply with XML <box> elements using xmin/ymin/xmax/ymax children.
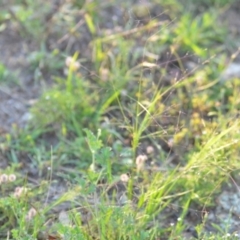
<box><xmin>0</xmin><ymin>174</ymin><xmax>8</xmax><ymax>184</ymax></box>
<box><xmin>146</xmin><ymin>145</ymin><xmax>154</xmax><ymax>154</ymax></box>
<box><xmin>167</xmin><ymin>138</ymin><xmax>174</xmax><ymax>148</ymax></box>
<box><xmin>120</xmin><ymin>173</ymin><xmax>129</xmax><ymax>182</ymax></box>
<box><xmin>26</xmin><ymin>207</ymin><xmax>37</xmax><ymax>221</ymax></box>
<box><xmin>136</xmin><ymin>154</ymin><xmax>147</xmax><ymax>172</ymax></box>
<box><xmin>8</xmin><ymin>174</ymin><xmax>16</xmax><ymax>182</ymax></box>
<box><xmin>65</xmin><ymin>56</ymin><xmax>80</xmax><ymax>71</ymax></box>
<box><xmin>13</xmin><ymin>187</ymin><xmax>28</xmax><ymax>198</ymax></box>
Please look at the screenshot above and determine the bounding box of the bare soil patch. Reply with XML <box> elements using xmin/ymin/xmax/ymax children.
<box><xmin>0</xmin><ymin>25</ymin><xmax>39</xmax><ymax>132</ymax></box>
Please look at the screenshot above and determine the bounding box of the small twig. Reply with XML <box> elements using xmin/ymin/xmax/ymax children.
<box><xmin>52</xmin><ymin>18</ymin><xmax>85</xmax><ymax>48</ymax></box>
<box><xmin>98</xmin><ymin>20</ymin><xmax>169</xmax><ymax>42</ymax></box>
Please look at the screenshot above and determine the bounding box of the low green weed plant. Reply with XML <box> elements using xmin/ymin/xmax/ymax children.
<box><xmin>1</xmin><ymin>0</ymin><xmax>240</xmax><ymax>239</ymax></box>
<box><xmin>0</xmin><ymin>63</ymin><xmax>18</xmax><ymax>85</ymax></box>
